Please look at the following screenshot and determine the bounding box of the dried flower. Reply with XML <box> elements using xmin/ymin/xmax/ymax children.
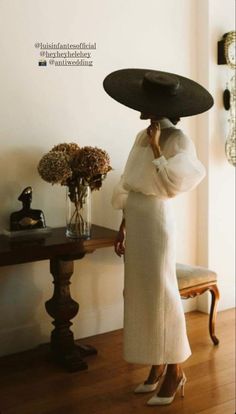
<box><xmin>38</xmin><ymin>142</ymin><xmax>112</xmax><ymax>190</ymax></box>
<box><xmin>38</xmin><ymin>141</ymin><xmax>112</xmax><ymax>237</ymax></box>
<box><xmin>51</xmin><ymin>142</ymin><xmax>80</xmax><ymax>158</ymax></box>
<box><xmin>73</xmin><ymin>146</ymin><xmax>112</xmax><ymax>177</ymax></box>
<box><xmin>38</xmin><ymin>151</ymin><xmax>72</xmax><ymax>184</ymax></box>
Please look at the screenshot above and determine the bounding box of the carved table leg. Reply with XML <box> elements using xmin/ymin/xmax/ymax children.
<box><xmin>45</xmin><ymin>257</ymin><xmax>97</xmax><ymax>372</ymax></box>
<box><xmin>209</xmin><ymin>284</ymin><xmax>220</xmax><ymax>345</ymax></box>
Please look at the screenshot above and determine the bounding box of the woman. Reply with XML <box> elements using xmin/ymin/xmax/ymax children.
<box><xmin>103</xmin><ymin>69</ymin><xmax>213</xmax><ymax>406</ymax></box>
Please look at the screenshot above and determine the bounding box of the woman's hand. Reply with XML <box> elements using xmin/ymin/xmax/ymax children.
<box><xmin>147</xmin><ymin>121</ymin><xmax>161</xmax><ymax>158</ymax></box>
<box><xmin>114</xmin><ymin>219</ymin><xmax>125</xmax><ymax>257</ymax></box>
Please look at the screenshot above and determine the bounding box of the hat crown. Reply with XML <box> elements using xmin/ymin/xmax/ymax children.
<box><xmin>143</xmin><ymin>72</ymin><xmax>180</xmax><ymax>96</ymax></box>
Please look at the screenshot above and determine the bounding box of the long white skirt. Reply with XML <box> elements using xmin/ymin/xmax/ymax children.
<box><xmin>123</xmin><ymin>191</ymin><xmax>191</xmax><ymax>365</ymax></box>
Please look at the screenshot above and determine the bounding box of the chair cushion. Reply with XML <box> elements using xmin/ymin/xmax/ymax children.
<box><xmin>176</xmin><ymin>263</ymin><xmax>217</xmax><ymax>290</ymax></box>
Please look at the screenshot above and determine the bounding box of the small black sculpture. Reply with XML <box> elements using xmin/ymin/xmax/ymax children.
<box><xmin>10</xmin><ymin>187</ymin><xmax>46</xmax><ymax>231</ymax></box>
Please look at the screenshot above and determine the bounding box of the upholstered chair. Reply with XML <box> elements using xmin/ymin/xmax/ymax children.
<box><xmin>177</xmin><ymin>263</ymin><xmax>220</xmax><ymax>345</ymax></box>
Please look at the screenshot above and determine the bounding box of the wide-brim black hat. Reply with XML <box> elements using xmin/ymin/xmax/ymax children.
<box><xmin>103</xmin><ymin>68</ymin><xmax>214</xmax><ymax>118</ymax></box>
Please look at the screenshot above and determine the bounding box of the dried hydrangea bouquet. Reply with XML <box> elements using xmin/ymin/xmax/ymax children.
<box><xmin>38</xmin><ymin>143</ymin><xmax>112</xmax><ymax>238</ymax></box>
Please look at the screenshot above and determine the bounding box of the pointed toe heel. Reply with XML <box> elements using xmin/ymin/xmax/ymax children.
<box><xmin>134</xmin><ymin>365</ymin><xmax>167</xmax><ymax>394</ymax></box>
<box><xmin>134</xmin><ymin>381</ymin><xmax>159</xmax><ymax>394</ymax></box>
<box><xmin>147</xmin><ymin>373</ymin><xmax>187</xmax><ymax>406</ymax></box>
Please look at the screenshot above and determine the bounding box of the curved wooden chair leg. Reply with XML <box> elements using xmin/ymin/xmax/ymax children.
<box><xmin>209</xmin><ymin>284</ymin><xmax>220</xmax><ymax>345</ymax></box>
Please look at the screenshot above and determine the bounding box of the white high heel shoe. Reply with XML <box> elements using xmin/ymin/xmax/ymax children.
<box><xmin>147</xmin><ymin>373</ymin><xmax>187</xmax><ymax>405</ymax></box>
<box><xmin>134</xmin><ymin>365</ymin><xmax>167</xmax><ymax>394</ymax></box>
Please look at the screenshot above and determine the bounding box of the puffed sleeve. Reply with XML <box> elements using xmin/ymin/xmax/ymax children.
<box><xmin>152</xmin><ymin>131</ymin><xmax>206</xmax><ymax>198</ymax></box>
<box><xmin>111</xmin><ymin>175</ymin><xmax>129</xmax><ymax>210</ymax></box>
<box><xmin>111</xmin><ymin>131</ymin><xmax>144</xmax><ymax>210</ymax></box>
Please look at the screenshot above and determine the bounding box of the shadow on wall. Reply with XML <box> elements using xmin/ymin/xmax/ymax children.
<box><xmin>92</xmin><ymin>170</ymin><xmax>122</xmax><ymax>231</ymax></box>
<box><xmin>71</xmin><ymin>247</ymin><xmax>124</xmax><ymax>339</ymax></box>
<box><xmin>0</xmin><ymin>262</ymin><xmax>45</xmax><ymax>356</ymax></box>
<box><xmin>0</xmin><ymin>147</ymin><xmax>45</xmax><ymax>230</ymax></box>
<box><xmin>0</xmin><ymin>146</ymin><xmax>52</xmax><ymax>355</ymax></box>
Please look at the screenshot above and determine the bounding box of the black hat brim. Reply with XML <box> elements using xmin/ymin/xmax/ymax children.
<box><xmin>103</xmin><ymin>69</ymin><xmax>214</xmax><ymax>118</ymax></box>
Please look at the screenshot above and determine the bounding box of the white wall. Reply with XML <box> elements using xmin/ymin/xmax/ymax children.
<box><xmin>0</xmin><ymin>0</ymin><xmax>233</xmax><ymax>356</ymax></box>
<box><xmin>196</xmin><ymin>0</ymin><xmax>235</xmax><ymax>312</ymax></box>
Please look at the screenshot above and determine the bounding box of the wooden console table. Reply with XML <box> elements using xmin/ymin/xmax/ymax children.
<box><xmin>0</xmin><ymin>226</ymin><xmax>117</xmax><ymax>372</ymax></box>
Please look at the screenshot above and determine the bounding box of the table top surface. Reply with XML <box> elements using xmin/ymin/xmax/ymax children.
<box><xmin>0</xmin><ymin>225</ymin><xmax>117</xmax><ymax>266</ymax></box>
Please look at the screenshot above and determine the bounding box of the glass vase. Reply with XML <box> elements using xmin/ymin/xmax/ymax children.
<box><xmin>66</xmin><ymin>183</ymin><xmax>91</xmax><ymax>239</ymax></box>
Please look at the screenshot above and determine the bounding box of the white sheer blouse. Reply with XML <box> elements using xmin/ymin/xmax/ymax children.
<box><xmin>112</xmin><ymin>118</ymin><xmax>206</xmax><ymax>210</ymax></box>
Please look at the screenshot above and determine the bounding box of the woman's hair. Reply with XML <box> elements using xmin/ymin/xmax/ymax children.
<box><xmin>169</xmin><ymin>117</ymin><xmax>180</xmax><ymax>125</ymax></box>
